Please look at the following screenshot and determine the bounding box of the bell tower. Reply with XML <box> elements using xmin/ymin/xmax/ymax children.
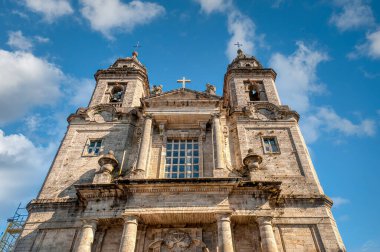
<box><xmin>89</xmin><ymin>51</ymin><xmax>150</xmax><ymax>109</ymax></box>
<box><xmin>223</xmin><ymin>49</ymin><xmax>281</xmax><ymax>110</ymax></box>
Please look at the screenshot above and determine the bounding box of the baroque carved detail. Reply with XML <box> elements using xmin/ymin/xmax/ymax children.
<box><xmin>148</xmin><ymin>230</ymin><xmax>210</xmax><ymax>252</ymax></box>
<box><xmin>205</xmin><ymin>83</ymin><xmax>216</xmax><ymax>95</ymax></box>
<box><xmin>163</xmin><ymin>230</ymin><xmax>192</xmax><ymax>250</ymax></box>
<box><xmin>67</xmin><ymin>104</ymin><xmax>138</xmax><ymax>123</ymax></box>
<box><xmin>151</xmin><ymin>84</ymin><xmax>163</xmax><ymax>95</ymax></box>
<box><xmin>242</xmin><ymin>102</ymin><xmax>299</xmax><ymax>121</ymax></box>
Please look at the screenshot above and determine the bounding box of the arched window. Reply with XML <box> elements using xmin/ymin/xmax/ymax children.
<box><xmin>249</xmin><ymin>86</ymin><xmax>260</xmax><ymax>102</ymax></box>
<box><xmin>110</xmin><ymin>85</ymin><xmax>124</xmax><ymax>102</ymax></box>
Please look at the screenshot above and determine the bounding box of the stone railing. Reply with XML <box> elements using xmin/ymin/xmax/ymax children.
<box><xmin>109</xmin><ymin>102</ymin><xmax>122</xmax><ymax>108</ymax></box>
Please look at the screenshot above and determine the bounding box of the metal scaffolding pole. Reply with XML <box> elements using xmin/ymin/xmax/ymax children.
<box><xmin>0</xmin><ymin>204</ymin><xmax>27</xmax><ymax>252</ymax></box>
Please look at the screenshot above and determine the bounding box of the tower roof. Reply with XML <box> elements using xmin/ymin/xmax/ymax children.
<box><xmin>227</xmin><ymin>49</ymin><xmax>263</xmax><ymax>71</ymax></box>
<box><xmin>94</xmin><ymin>51</ymin><xmax>148</xmax><ymax>82</ymax></box>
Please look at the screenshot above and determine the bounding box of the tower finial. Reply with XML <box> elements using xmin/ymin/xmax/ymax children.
<box><xmin>132</xmin><ymin>41</ymin><xmax>142</xmax><ymax>58</ymax></box>
<box><xmin>234</xmin><ymin>42</ymin><xmax>244</xmax><ymax>57</ymax></box>
<box><xmin>234</xmin><ymin>42</ymin><xmax>243</xmax><ymax>49</ymax></box>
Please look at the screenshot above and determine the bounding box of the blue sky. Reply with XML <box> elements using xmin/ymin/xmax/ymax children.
<box><xmin>0</xmin><ymin>0</ymin><xmax>379</xmax><ymax>250</ymax></box>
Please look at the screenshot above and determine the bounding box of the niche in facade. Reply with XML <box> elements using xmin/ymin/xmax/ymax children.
<box><xmin>109</xmin><ymin>84</ymin><xmax>125</xmax><ymax>103</ymax></box>
<box><xmin>244</xmin><ymin>80</ymin><xmax>267</xmax><ymax>102</ymax></box>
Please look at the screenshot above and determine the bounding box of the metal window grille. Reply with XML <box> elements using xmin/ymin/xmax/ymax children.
<box><xmin>88</xmin><ymin>140</ymin><xmax>102</xmax><ymax>155</ymax></box>
<box><xmin>165</xmin><ymin>139</ymin><xmax>200</xmax><ymax>178</ymax></box>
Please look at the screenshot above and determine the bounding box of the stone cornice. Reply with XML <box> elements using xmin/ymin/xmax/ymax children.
<box><xmin>27</xmin><ymin>198</ymin><xmax>79</xmax><ymax>212</ymax></box>
<box><xmin>142</xmin><ymin>88</ymin><xmax>222</xmax><ymax>109</ymax></box>
<box><xmin>74</xmin><ymin>178</ymin><xmax>282</xmax><ymax>202</ymax></box>
<box><xmin>144</xmin><ymin>88</ymin><xmax>221</xmax><ymax>100</ymax></box>
<box><xmin>225</xmin><ymin>68</ymin><xmax>277</xmax><ymax>80</ymax></box>
<box><xmin>26</xmin><ymin>192</ymin><xmax>333</xmax><ymax>213</ymax></box>
<box><xmin>275</xmin><ymin>194</ymin><xmax>333</xmax><ymax>208</ymax></box>
<box><xmin>94</xmin><ymin>68</ymin><xmax>147</xmax><ymax>81</ymax></box>
<box><xmin>143</xmin><ymin>99</ymin><xmax>221</xmax><ymax>109</ymax></box>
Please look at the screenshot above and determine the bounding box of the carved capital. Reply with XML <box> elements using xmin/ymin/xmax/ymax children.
<box><xmin>211</xmin><ymin>113</ymin><xmax>221</xmax><ymax>119</ymax></box>
<box><xmin>121</xmin><ymin>215</ymin><xmax>139</xmax><ymax>225</ymax></box>
<box><xmin>143</xmin><ymin>113</ymin><xmax>153</xmax><ymax>119</ymax></box>
<box><xmin>215</xmin><ymin>213</ymin><xmax>232</xmax><ymax>223</ymax></box>
<box><xmin>81</xmin><ymin>218</ymin><xmax>98</xmax><ymax>229</ymax></box>
<box><xmin>256</xmin><ymin>216</ymin><xmax>273</xmax><ymax>226</ymax></box>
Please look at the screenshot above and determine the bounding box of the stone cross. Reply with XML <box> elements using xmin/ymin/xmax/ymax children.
<box><xmin>234</xmin><ymin>42</ymin><xmax>243</xmax><ymax>49</ymax></box>
<box><xmin>177</xmin><ymin>77</ymin><xmax>191</xmax><ymax>89</ymax></box>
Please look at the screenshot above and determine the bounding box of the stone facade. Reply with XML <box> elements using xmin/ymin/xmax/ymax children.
<box><xmin>15</xmin><ymin>49</ymin><xmax>345</xmax><ymax>252</ymax></box>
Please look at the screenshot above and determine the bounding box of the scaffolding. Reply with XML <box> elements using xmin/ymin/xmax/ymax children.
<box><xmin>0</xmin><ymin>204</ymin><xmax>27</xmax><ymax>252</ymax></box>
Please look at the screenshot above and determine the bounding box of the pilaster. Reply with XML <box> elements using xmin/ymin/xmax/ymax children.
<box><xmin>212</xmin><ymin>113</ymin><xmax>226</xmax><ymax>175</ymax></box>
<box><xmin>216</xmin><ymin>213</ymin><xmax>234</xmax><ymax>252</ymax></box>
<box><xmin>257</xmin><ymin>216</ymin><xmax>278</xmax><ymax>252</ymax></box>
<box><xmin>76</xmin><ymin>219</ymin><xmax>98</xmax><ymax>252</ymax></box>
<box><xmin>119</xmin><ymin>215</ymin><xmax>139</xmax><ymax>252</ymax></box>
<box><xmin>134</xmin><ymin>114</ymin><xmax>152</xmax><ymax>177</ymax></box>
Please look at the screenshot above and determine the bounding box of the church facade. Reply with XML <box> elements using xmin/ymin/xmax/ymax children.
<box><xmin>15</xmin><ymin>50</ymin><xmax>345</xmax><ymax>252</ymax></box>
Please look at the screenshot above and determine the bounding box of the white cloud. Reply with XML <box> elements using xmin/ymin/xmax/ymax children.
<box><xmin>272</xmin><ymin>0</ymin><xmax>284</xmax><ymax>8</ymax></box>
<box><xmin>317</xmin><ymin>107</ymin><xmax>375</xmax><ymax>136</ymax></box>
<box><xmin>7</xmin><ymin>31</ymin><xmax>33</xmax><ymax>51</ymax></box>
<box><xmin>24</xmin><ymin>114</ymin><xmax>41</xmax><ymax>132</ymax></box>
<box><xmin>302</xmin><ymin>107</ymin><xmax>375</xmax><ymax>142</ymax></box>
<box><xmin>194</xmin><ymin>0</ymin><xmax>259</xmax><ymax>61</ymax></box>
<box><xmin>360</xmin><ymin>240</ymin><xmax>380</xmax><ymax>252</ymax></box>
<box><xmin>34</xmin><ymin>35</ymin><xmax>50</xmax><ymax>43</ymax></box>
<box><xmin>269</xmin><ymin>42</ymin><xmax>328</xmax><ymax>113</ymax></box>
<box><xmin>270</xmin><ymin>42</ymin><xmax>376</xmax><ymax>143</ymax></box>
<box><xmin>11</xmin><ymin>10</ymin><xmax>29</xmax><ymax>19</ymax></box>
<box><xmin>226</xmin><ymin>10</ymin><xmax>256</xmax><ymax>61</ymax></box>
<box><xmin>0</xmin><ymin>49</ymin><xmax>63</xmax><ymax>124</ymax></box>
<box><xmin>7</xmin><ymin>31</ymin><xmax>50</xmax><ymax>52</ymax></box>
<box><xmin>331</xmin><ymin>196</ymin><xmax>350</xmax><ymax>208</ymax></box>
<box><xmin>350</xmin><ymin>30</ymin><xmax>380</xmax><ymax>59</ymax></box>
<box><xmin>0</xmin><ymin>129</ymin><xmax>56</xmax><ymax>226</ymax></box>
<box><xmin>329</xmin><ymin>0</ymin><xmax>375</xmax><ymax>31</ymax></box>
<box><xmin>194</xmin><ymin>0</ymin><xmax>232</xmax><ymax>14</ymax></box>
<box><xmin>24</xmin><ymin>0</ymin><xmax>73</xmax><ymax>22</ymax></box>
<box><xmin>67</xmin><ymin>78</ymin><xmax>94</xmax><ymax>107</ymax></box>
<box><xmin>80</xmin><ymin>0</ymin><xmax>165</xmax><ymax>38</ymax></box>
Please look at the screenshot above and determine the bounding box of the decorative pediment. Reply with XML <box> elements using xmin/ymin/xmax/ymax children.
<box><xmin>143</xmin><ymin>88</ymin><xmax>221</xmax><ymax>108</ymax></box>
<box><xmin>145</xmin><ymin>88</ymin><xmax>220</xmax><ymax>100</ymax></box>
<box><xmin>242</xmin><ymin>102</ymin><xmax>299</xmax><ymax>122</ymax></box>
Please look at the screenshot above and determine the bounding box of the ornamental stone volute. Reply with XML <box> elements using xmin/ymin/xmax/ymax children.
<box><xmin>243</xmin><ymin>148</ymin><xmax>263</xmax><ymax>171</ymax></box>
<box><xmin>98</xmin><ymin>150</ymin><xmax>119</xmax><ymax>174</ymax></box>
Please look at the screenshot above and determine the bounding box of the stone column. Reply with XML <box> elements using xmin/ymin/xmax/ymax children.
<box><xmin>257</xmin><ymin>217</ymin><xmax>278</xmax><ymax>252</ymax></box>
<box><xmin>135</xmin><ymin>114</ymin><xmax>153</xmax><ymax>174</ymax></box>
<box><xmin>212</xmin><ymin>114</ymin><xmax>225</xmax><ymax>170</ymax></box>
<box><xmin>76</xmin><ymin>219</ymin><xmax>97</xmax><ymax>252</ymax></box>
<box><xmin>216</xmin><ymin>214</ymin><xmax>234</xmax><ymax>252</ymax></box>
<box><xmin>119</xmin><ymin>215</ymin><xmax>139</xmax><ymax>252</ymax></box>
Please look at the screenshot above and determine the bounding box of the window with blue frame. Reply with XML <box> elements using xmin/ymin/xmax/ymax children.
<box><xmin>86</xmin><ymin>139</ymin><xmax>102</xmax><ymax>156</ymax></box>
